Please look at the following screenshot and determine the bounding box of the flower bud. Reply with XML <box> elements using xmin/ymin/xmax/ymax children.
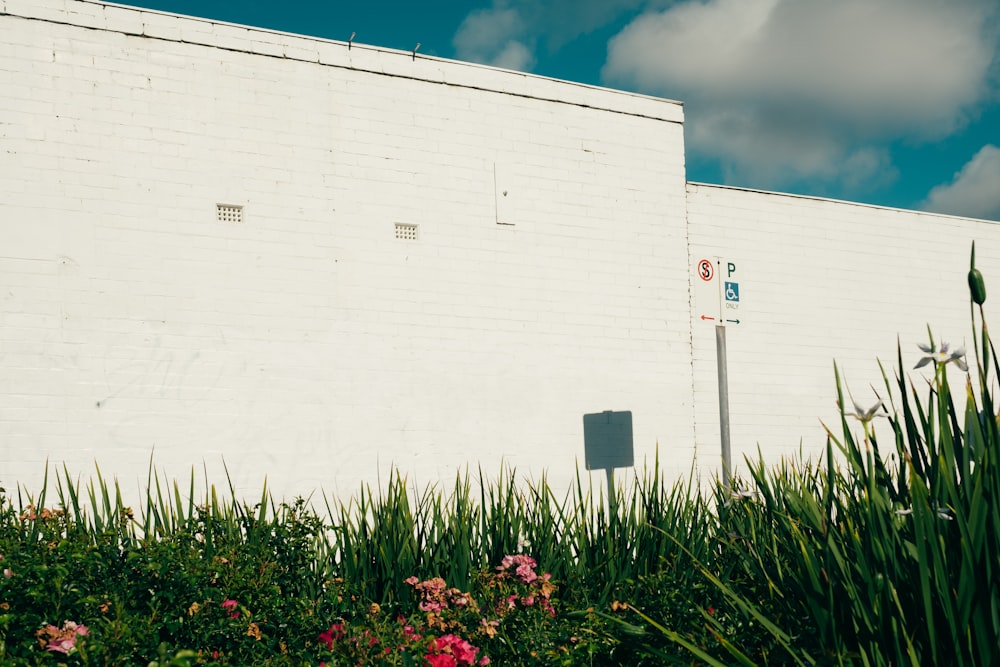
<box><xmin>969</xmin><ymin>267</ymin><xmax>987</xmax><ymax>305</ymax></box>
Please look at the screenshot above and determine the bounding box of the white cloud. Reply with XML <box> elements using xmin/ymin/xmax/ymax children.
<box><xmin>521</xmin><ymin>0</ymin><xmax>647</xmax><ymax>49</ymax></box>
<box><xmin>603</xmin><ymin>0</ymin><xmax>999</xmax><ymax>192</ymax></box>
<box><xmin>688</xmin><ymin>105</ymin><xmax>898</xmax><ymax>192</ymax></box>
<box><xmin>922</xmin><ymin>145</ymin><xmax>1000</xmax><ymax>221</ymax></box>
<box><xmin>451</xmin><ymin>0</ymin><xmax>646</xmax><ymax>71</ymax></box>
<box><xmin>490</xmin><ymin>41</ymin><xmax>536</xmax><ymax>71</ymax></box>
<box><xmin>452</xmin><ymin>7</ymin><xmax>536</xmax><ymax>71</ymax></box>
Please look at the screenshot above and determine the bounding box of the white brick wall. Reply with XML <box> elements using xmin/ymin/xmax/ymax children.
<box><xmin>687</xmin><ymin>184</ymin><xmax>1000</xmax><ymax>480</ymax></box>
<box><xmin>1</xmin><ymin>0</ymin><xmax>692</xmax><ymax>501</ymax></box>
<box><xmin>6</xmin><ymin>0</ymin><xmax>999</xmax><ymax>504</ymax></box>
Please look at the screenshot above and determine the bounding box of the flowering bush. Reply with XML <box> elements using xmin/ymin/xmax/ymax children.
<box><xmin>317</xmin><ymin>617</ymin><xmax>421</xmax><ymax>665</ymax></box>
<box><xmin>316</xmin><ymin>584</ymin><xmax>488</xmax><ymax>667</ymax></box>
<box><xmin>406</xmin><ymin>577</ymin><xmax>475</xmax><ymax>614</ymax></box>
<box><xmin>0</xmin><ymin>491</ymin><xmax>336</xmax><ymax>665</ymax></box>
<box><xmin>492</xmin><ymin>555</ymin><xmax>555</xmax><ymax>617</ymax></box>
<box><xmin>312</xmin><ymin>556</ymin><xmax>611</xmax><ymax>667</ymax></box>
<box><xmin>0</xmin><ymin>465</ymin><xmax>698</xmax><ymax>665</ymax></box>
<box><xmin>36</xmin><ymin>620</ymin><xmax>88</xmax><ymax>655</ymax></box>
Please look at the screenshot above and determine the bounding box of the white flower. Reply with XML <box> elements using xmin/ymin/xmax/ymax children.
<box><xmin>850</xmin><ymin>399</ymin><xmax>884</xmax><ymax>423</ymax></box>
<box><xmin>729</xmin><ymin>488</ymin><xmax>758</xmax><ymax>501</ymax></box>
<box><xmin>935</xmin><ymin>505</ymin><xmax>954</xmax><ymax>521</ymax></box>
<box><xmin>893</xmin><ymin>505</ymin><xmax>954</xmax><ymax>521</ymax></box>
<box><xmin>914</xmin><ymin>341</ymin><xmax>968</xmax><ymax>372</ymax></box>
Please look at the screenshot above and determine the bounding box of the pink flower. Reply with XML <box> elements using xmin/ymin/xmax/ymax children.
<box><xmin>421</xmin><ymin>599</ymin><xmax>445</xmax><ymax>613</ymax></box>
<box><xmin>66</xmin><ymin>622</ymin><xmax>88</xmax><ymax>637</ymax></box>
<box><xmin>401</xmin><ymin>624</ymin><xmax>422</xmax><ymax>643</ymax></box>
<box><xmin>221</xmin><ymin>599</ymin><xmax>239</xmax><ymax>618</ymax></box>
<box><xmin>497</xmin><ymin>554</ymin><xmax>540</xmax><ymax>584</ymax></box>
<box><xmin>515</xmin><ymin>563</ymin><xmax>538</xmax><ymax>584</ymax></box>
<box><xmin>36</xmin><ymin>621</ymin><xmax>88</xmax><ymax>655</ymax></box>
<box><xmin>498</xmin><ymin>554</ymin><xmax>536</xmax><ymax>571</ymax></box>
<box><xmin>46</xmin><ymin>636</ymin><xmax>77</xmax><ymax>654</ymax></box>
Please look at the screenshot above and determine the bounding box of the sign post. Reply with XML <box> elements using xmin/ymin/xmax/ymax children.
<box><xmin>716</xmin><ymin>324</ymin><xmax>732</xmax><ymax>488</ymax></box>
<box><xmin>693</xmin><ymin>256</ymin><xmax>741</xmax><ymax>487</ymax></box>
<box><xmin>583</xmin><ymin>411</ymin><xmax>634</xmax><ymax>518</ymax></box>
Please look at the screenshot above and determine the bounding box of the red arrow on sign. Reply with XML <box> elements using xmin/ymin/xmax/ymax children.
<box><xmin>700</xmin><ymin>315</ymin><xmax>715</xmax><ymax>321</ymax></box>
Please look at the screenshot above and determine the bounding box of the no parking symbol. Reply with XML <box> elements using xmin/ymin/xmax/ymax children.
<box><xmin>697</xmin><ymin>258</ymin><xmax>714</xmax><ymax>282</ymax></box>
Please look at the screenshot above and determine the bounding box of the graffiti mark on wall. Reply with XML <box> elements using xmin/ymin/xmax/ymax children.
<box><xmin>98</xmin><ymin>331</ymin><xmax>229</xmax><ymax>409</ymax></box>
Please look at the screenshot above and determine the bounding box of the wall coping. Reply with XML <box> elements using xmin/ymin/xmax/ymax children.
<box><xmin>2</xmin><ymin>0</ymin><xmax>685</xmax><ymax>124</ymax></box>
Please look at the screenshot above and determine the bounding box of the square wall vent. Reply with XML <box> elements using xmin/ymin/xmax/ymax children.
<box><xmin>394</xmin><ymin>223</ymin><xmax>418</xmax><ymax>240</ymax></box>
<box><xmin>217</xmin><ymin>204</ymin><xmax>243</xmax><ymax>224</ymax></box>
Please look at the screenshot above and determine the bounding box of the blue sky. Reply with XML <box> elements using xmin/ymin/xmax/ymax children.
<box><xmin>118</xmin><ymin>0</ymin><xmax>1000</xmax><ymax>221</ymax></box>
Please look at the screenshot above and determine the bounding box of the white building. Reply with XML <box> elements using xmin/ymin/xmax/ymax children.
<box><xmin>2</xmin><ymin>0</ymin><xmax>997</xmax><ymax>501</ymax></box>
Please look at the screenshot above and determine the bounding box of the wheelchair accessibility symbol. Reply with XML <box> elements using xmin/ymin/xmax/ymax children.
<box><xmin>725</xmin><ymin>282</ymin><xmax>740</xmax><ymax>302</ymax></box>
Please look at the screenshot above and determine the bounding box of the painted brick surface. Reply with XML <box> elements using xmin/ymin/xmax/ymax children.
<box><xmin>1</xmin><ymin>1</ymin><xmax>691</xmax><ymax>500</ymax></box>
<box><xmin>686</xmin><ymin>184</ymin><xmax>1000</xmax><ymax>480</ymax></box>
<box><xmin>7</xmin><ymin>0</ymin><xmax>1000</xmax><ymax>504</ymax></box>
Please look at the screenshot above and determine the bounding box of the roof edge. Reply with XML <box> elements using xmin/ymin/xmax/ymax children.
<box><xmin>3</xmin><ymin>0</ymin><xmax>684</xmax><ymax>124</ymax></box>
<box><xmin>687</xmin><ymin>181</ymin><xmax>1000</xmax><ymax>225</ymax></box>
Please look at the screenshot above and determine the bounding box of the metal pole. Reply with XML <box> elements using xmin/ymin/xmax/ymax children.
<box><xmin>605</xmin><ymin>467</ymin><xmax>617</xmax><ymax>518</ymax></box>
<box><xmin>715</xmin><ymin>324</ymin><xmax>732</xmax><ymax>488</ymax></box>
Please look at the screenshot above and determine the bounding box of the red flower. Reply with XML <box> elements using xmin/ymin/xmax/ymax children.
<box><xmin>426</xmin><ymin>655</ymin><xmax>457</xmax><ymax>667</ymax></box>
<box><xmin>425</xmin><ymin>634</ymin><xmax>482</xmax><ymax>666</ymax></box>
<box><xmin>318</xmin><ymin>623</ymin><xmax>346</xmax><ymax>649</ymax></box>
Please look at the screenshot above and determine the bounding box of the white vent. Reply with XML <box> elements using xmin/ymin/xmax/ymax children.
<box><xmin>217</xmin><ymin>204</ymin><xmax>243</xmax><ymax>224</ymax></box>
<box><xmin>394</xmin><ymin>223</ymin><xmax>418</xmax><ymax>240</ymax></box>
